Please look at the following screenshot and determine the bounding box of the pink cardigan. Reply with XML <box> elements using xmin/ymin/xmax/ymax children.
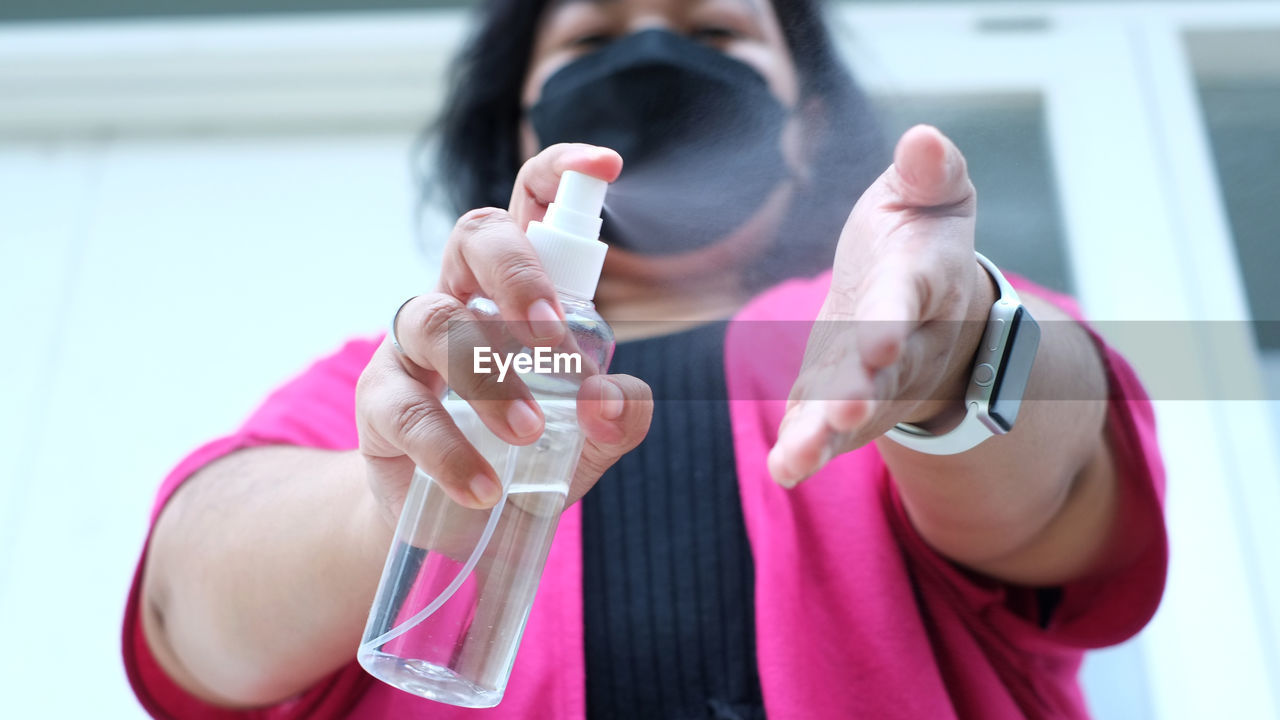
<box><xmin>124</xmin><ymin>272</ymin><xmax>1167</xmax><ymax>719</ymax></box>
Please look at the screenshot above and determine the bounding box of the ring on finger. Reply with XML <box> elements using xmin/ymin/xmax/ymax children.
<box><xmin>389</xmin><ymin>296</ymin><xmax>418</xmax><ymax>356</ymax></box>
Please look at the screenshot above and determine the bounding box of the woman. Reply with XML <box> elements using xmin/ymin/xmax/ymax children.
<box><xmin>124</xmin><ymin>0</ymin><xmax>1167</xmax><ymax>718</ymax></box>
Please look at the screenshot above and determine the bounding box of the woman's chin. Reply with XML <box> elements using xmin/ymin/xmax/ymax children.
<box><xmin>600</xmin><ymin>236</ymin><xmax>759</xmax><ymax>286</ymax></box>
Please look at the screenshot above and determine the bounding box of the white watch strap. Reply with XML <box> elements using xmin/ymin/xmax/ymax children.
<box><xmin>881</xmin><ymin>251</ymin><xmax>1016</xmax><ymax>455</ymax></box>
<box><xmin>884</xmin><ymin>403</ymin><xmax>989</xmax><ymax>455</ymax></box>
<box><xmin>975</xmin><ymin>251</ymin><xmax>1020</xmax><ymax>307</ymax></box>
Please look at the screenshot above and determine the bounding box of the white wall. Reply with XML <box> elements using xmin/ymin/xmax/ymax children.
<box><xmin>0</xmin><ymin>127</ymin><xmax>454</xmax><ymax>716</ymax></box>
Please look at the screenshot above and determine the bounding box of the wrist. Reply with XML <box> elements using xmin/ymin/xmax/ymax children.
<box><xmin>346</xmin><ymin>451</ymin><xmax>397</xmax><ymax>568</ymax></box>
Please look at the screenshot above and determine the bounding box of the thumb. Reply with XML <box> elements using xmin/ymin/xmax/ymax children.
<box><xmin>889</xmin><ymin>125</ymin><xmax>974</xmax><ymax>209</ymax></box>
<box><xmin>566</xmin><ymin>374</ymin><xmax>653</xmax><ymax>505</ymax></box>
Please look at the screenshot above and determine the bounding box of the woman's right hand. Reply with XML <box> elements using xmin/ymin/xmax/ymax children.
<box><xmin>354</xmin><ymin>144</ymin><xmax>653</xmax><ymax>529</ymax></box>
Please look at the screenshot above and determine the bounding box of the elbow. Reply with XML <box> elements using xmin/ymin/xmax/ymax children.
<box><xmin>142</xmin><ymin>573</ymin><xmax>306</xmax><ymax>709</ymax></box>
<box><xmin>960</xmin><ymin>448</ymin><xmax>1119</xmax><ymax>586</ymax></box>
<box><xmin>142</xmin><ymin>518</ymin><xmax>302</xmax><ymax>708</ymax></box>
<box><xmin>908</xmin><ymin>472</ymin><xmax>1077</xmax><ymax>576</ymax></box>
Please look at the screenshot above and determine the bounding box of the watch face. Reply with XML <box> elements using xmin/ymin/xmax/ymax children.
<box><xmin>989</xmin><ymin>307</ymin><xmax>1040</xmax><ymax>432</ymax></box>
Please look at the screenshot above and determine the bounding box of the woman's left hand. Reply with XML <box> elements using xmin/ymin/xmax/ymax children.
<box><xmin>768</xmin><ymin>124</ymin><xmax>997</xmax><ymax>486</ymax></box>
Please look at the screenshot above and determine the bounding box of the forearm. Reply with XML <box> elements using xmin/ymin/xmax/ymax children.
<box><xmin>876</xmin><ymin>292</ymin><xmax>1118</xmax><ymax>585</ymax></box>
<box><xmin>141</xmin><ymin>446</ymin><xmax>390</xmax><ymax>707</ymax></box>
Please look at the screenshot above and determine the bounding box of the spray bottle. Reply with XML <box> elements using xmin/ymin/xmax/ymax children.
<box><xmin>357</xmin><ymin>171</ymin><xmax>614</xmax><ymax>707</ymax></box>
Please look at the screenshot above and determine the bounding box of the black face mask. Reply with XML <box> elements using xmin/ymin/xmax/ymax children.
<box><xmin>529</xmin><ymin>29</ymin><xmax>793</xmax><ymax>255</ymax></box>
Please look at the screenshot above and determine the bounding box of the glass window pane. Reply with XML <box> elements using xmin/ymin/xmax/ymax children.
<box><xmin>874</xmin><ymin>93</ymin><xmax>1073</xmax><ymax>295</ymax></box>
<box><xmin>1191</xmin><ymin>28</ymin><xmax>1280</xmax><ymax>407</ymax></box>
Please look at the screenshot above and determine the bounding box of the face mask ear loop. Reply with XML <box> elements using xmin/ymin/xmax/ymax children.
<box><xmin>780</xmin><ymin>106</ymin><xmax>817</xmax><ymax>190</ymax></box>
<box><xmin>786</xmin><ymin>167</ymin><xmax>810</xmax><ymax>193</ymax></box>
<box><xmin>359</xmin><ymin>443</ymin><xmax>519</xmax><ymax>652</ymax></box>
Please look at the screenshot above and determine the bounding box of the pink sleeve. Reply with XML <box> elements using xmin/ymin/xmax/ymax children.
<box><xmin>888</xmin><ymin>276</ymin><xmax>1169</xmax><ymax>649</ymax></box>
<box><xmin>122</xmin><ymin>337</ymin><xmax>382</xmax><ymax>719</ymax></box>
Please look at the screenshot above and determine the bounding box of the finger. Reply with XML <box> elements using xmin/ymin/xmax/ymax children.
<box><xmin>567</xmin><ymin>374</ymin><xmax>653</xmax><ymax>505</ymax></box>
<box><xmin>825</xmin><ymin>322</ymin><xmax>952</xmax><ymax>444</ymax></box>
<box><xmin>771</xmin><ymin>325</ymin><xmax>931</xmax><ymax>484</ymax></box>
<box><xmin>820</xmin><ymin>352</ymin><xmax>879</xmax><ymax>433</ymax></box>
<box><xmin>889</xmin><ymin>125</ymin><xmax>974</xmax><ymax>209</ymax></box>
<box><xmin>439</xmin><ymin>207</ymin><xmax>566</xmax><ymax>346</ymax></box>
<box><xmin>509</xmin><ymin>143</ymin><xmax>623</xmax><ymax>229</ymax></box>
<box><xmin>825</xmin><ymin>329</ymin><xmax>921</xmax><ymax>435</ymax></box>
<box><xmin>868</xmin><ymin>322</ymin><xmax>969</xmax><ymax>432</ymax></box>
<box><xmin>393</xmin><ymin>293</ymin><xmax>544</xmax><ymax>444</ymax></box>
<box><xmin>358</xmin><ymin>353</ymin><xmax>503</xmax><ymax>509</ymax></box>
<box><xmin>851</xmin><ymin>259</ymin><xmax>925</xmax><ymax>370</ymax></box>
<box><xmin>768</xmin><ymin>400</ymin><xmax>834</xmax><ymax>487</ymax></box>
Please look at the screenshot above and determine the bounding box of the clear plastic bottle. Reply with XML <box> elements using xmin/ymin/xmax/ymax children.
<box><xmin>358</xmin><ymin>171</ymin><xmax>614</xmax><ymax>708</ymax></box>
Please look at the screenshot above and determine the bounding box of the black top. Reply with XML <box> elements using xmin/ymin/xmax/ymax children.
<box><xmin>581</xmin><ymin>321</ymin><xmax>766</xmax><ymax>720</ymax></box>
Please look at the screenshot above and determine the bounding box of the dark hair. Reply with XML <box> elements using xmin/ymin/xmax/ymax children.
<box><xmin>427</xmin><ymin>0</ymin><xmax>886</xmax><ymax>288</ymax></box>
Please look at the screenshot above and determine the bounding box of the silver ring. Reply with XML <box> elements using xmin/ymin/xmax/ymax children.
<box><xmin>389</xmin><ymin>296</ymin><xmax>418</xmax><ymax>356</ymax></box>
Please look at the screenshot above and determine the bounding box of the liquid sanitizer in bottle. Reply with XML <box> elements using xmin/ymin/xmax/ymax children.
<box><xmin>358</xmin><ymin>171</ymin><xmax>615</xmax><ymax>708</ymax></box>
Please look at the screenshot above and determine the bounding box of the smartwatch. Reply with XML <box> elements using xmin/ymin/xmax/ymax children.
<box><xmin>883</xmin><ymin>252</ymin><xmax>1040</xmax><ymax>455</ymax></box>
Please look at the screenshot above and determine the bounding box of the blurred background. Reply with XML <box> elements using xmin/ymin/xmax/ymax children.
<box><xmin>1</xmin><ymin>1</ymin><xmax>1278</xmax><ymax>717</ymax></box>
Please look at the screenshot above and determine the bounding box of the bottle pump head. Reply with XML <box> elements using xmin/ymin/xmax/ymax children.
<box><xmin>526</xmin><ymin>170</ymin><xmax>609</xmax><ymax>299</ymax></box>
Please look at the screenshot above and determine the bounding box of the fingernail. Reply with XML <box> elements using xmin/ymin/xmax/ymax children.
<box><xmin>795</xmin><ymin>401</ymin><xmax>828</xmax><ymax>441</ymax></box>
<box><xmin>527</xmin><ymin>299</ymin><xmax>563</xmax><ymax>342</ymax></box>
<box><xmin>599</xmin><ymin>379</ymin><xmax>624</xmax><ymax>420</ymax></box>
<box><xmin>768</xmin><ymin>445</ymin><xmax>798</xmax><ymax>487</ymax></box>
<box><xmin>469</xmin><ymin>474</ymin><xmax>502</xmax><ymax>506</ymax></box>
<box><xmin>570</xmin><ymin>146</ymin><xmax>609</xmax><ymax>164</ymax></box>
<box><xmin>508</xmin><ymin>399</ymin><xmax>543</xmax><ymax>438</ymax></box>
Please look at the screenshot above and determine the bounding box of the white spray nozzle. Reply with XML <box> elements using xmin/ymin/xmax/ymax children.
<box><xmin>555</xmin><ymin>170</ymin><xmax>608</xmax><ymax>218</ymax></box>
<box><xmin>541</xmin><ymin>171</ymin><xmax>606</xmax><ymax>241</ymax></box>
<box><xmin>527</xmin><ymin>170</ymin><xmax>610</xmax><ymax>299</ymax></box>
